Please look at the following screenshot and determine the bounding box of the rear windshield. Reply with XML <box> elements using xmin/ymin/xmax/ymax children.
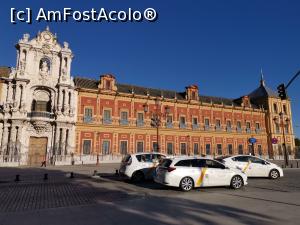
<box><xmin>122</xmin><ymin>155</ymin><xmax>131</xmax><ymax>163</ymax></box>
<box><xmin>160</xmin><ymin>159</ymin><xmax>173</xmax><ymax>167</ymax></box>
<box><xmin>175</xmin><ymin>160</ymin><xmax>192</xmax><ymax>167</ymax></box>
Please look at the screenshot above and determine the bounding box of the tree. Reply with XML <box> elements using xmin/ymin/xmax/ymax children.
<box><xmin>295</xmin><ymin>138</ymin><xmax>300</xmax><ymax>147</ymax></box>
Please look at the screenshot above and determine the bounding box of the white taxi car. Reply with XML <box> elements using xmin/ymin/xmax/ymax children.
<box><xmin>119</xmin><ymin>152</ymin><xmax>166</xmax><ymax>182</ymax></box>
<box><xmin>154</xmin><ymin>157</ymin><xmax>247</xmax><ymax>191</ymax></box>
<box><xmin>217</xmin><ymin>155</ymin><xmax>284</xmax><ymax>179</ymax></box>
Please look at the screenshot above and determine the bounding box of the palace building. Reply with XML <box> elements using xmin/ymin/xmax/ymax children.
<box><xmin>0</xmin><ymin>29</ymin><xmax>296</xmax><ymax>166</ymax></box>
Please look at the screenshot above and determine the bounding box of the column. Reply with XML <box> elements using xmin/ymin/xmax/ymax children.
<box><xmin>66</xmin><ymin>128</ymin><xmax>72</xmax><ymax>155</ymax></box>
<box><xmin>61</xmin><ymin>128</ymin><xmax>66</xmax><ymax>155</ymax></box>
<box><xmin>20</xmin><ymin>83</ymin><xmax>26</xmax><ymax>110</ymax></box>
<box><xmin>57</xmin><ymin>87</ymin><xmax>63</xmax><ymax>112</ymax></box>
<box><xmin>54</xmin><ymin>125</ymin><xmax>60</xmax><ymax>155</ymax></box>
<box><xmin>1</xmin><ymin>125</ymin><xmax>10</xmax><ymax>158</ymax></box>
<box><xmin>6</xmin><ymin>83</ymin><xmax>13</xmax><ymax>103</ymax></box>
<box><xmin>9</xmin><ymin>126</ymin><xmax>17</xmax><ymax>159</ymax></box>
<box><xmin>0</xmin><ymin>123</ymin><xmax>3</xmax><ymax>154</ymax></box>
<box><xmin>14</xmin><ymin>84</ymin><xmax>21</xmax><ymax>109</ymax></box>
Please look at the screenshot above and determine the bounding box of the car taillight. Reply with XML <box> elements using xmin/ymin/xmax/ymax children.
<box><xmin>167</xmin><ymin>167</ymin><xmax>176</xmax><ymax>172</ymax></box>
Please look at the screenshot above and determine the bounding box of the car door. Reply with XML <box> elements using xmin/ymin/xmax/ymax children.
<box><xmin>175</xmin><ymin>159</ymin><xmax>198</xmax><ymax>183</ymax></box>
<box><xmin>204</xmin><ymin>159</ymin><xmax>231</xmax><ymax>186</ymax></box>
<box><xmin>191</xmin><ymin>159</ymin><xmax>209</xmax><ymax>187</ymax></box>
<box><xmin>232</xmin><ymin>156</ymin><xmax>252</xmax><ymax>175</ymax></box>
<box><xmin>248</xmin><ymin>156</ymin><xmax>268</xmax><ymax>177</ymax></box>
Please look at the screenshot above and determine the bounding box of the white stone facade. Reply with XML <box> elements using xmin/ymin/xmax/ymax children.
<box><xmin>0</xmin><ymin>27</ymin><xmax>77</xmax><ymax>166</ymax></box>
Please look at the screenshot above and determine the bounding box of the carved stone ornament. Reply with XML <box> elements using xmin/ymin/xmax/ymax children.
<box><xmin>30</xmin><ymin>121</ymin><xmax>51</xmax><ymax>134</ymax></box>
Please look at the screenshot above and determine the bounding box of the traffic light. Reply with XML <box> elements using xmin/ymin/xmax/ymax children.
<box><xmin>277</xmin><ymin>83</ymin><xmax>287</xmax><ymax>100</ymax></box>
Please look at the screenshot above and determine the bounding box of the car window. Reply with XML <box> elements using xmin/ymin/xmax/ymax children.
<box><xmin>249</xmin><ymin>157</ymin><xmax>264</xmax><ymax>164</ymax></box>
<box><xmin>153</xmin><ymin>154</ymin><xmax>166</xmax><ymax>160</ymax></box>
<box><xmin>160</xmin><ymin>159</ymin><xmax>173</xmax><ymax>167</ymax></box>
<box><xmin>205</xmin><ymin>159</ymin><xmax>225</xmax><ymax>169</ymax></box>
<box><xmin>122</xmin><ymin>155</ymin><xmax>131</xmax><ymax>163</ymax></box>
<box><xmin>192</xmin><ymin>159</ymin><xmax>206</xmax><ymax>168</ymax></box>
<box><xmin>175</xmin><ymin>160</ymin><xmax>192</xmax><ymax>167</ymax></box>
<box><xmin>136</xmin><ymin>154</ymin><xmax>152</xmax><ymax>162</ymax></box>
<box><xmin>233</xmin><ymin>156</ymin><xmax>250</xmax><ymax>162</ymax></box>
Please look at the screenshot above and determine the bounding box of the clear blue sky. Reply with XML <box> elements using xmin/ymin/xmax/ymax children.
<box><xmin>0</xmin><ymin>0</ymin><xmax>299</xmax><ymax>138</ymax></box>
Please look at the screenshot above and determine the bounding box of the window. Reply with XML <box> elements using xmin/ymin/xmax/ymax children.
<box><xmin>226</xmin><ymin>121</ymin><xmax>231</xmax><ymax>128</ymax></box>
<box><xmin>167</xmin><ymin>143</ymin><xmax>173</xmax><ymax>155</ymax></box>
<box><xmin>257</xmin><ymin>145</ymin><xmax>262</xmax><ymax>156</ymax></box>
<box><xmin>217</xmin><ymin>144</ymin><xmax>222</xmax><ymax>155</ymax></box>
<box><xmin>83</xmin><ymin>140</ymin><xmax>91</xmax><ymax>155</ymax></box>
<box><xmin>136</xmin><ymin>154</ymin><xmax>152</xmax><ymax>162</ymax></box>
<box><xmin>121</xmin><ymin>111</ymin><xmax>128</xmax><ymax>121</ymax></box>
<box><xmin>193</xmin><ymin>143</ymin><xmax>199</xmax><ymax>155</ymax></box>
<box><xmin>205</xmin><ymin>159</ymin><xmax>225</xmax><ymax>169</ymax></box>
<box><xmin>103</xmin><ymin>110</ymin><xmax>111</xmax><ymax>120</ymax></box>
<box><xmin>255</xmin><ymin>123</ymin><xmax>260</xmax><ymax>130</ymax></box>
<box><xmin>120</xmin><ymin>111</ymin><xmax>128</xmax><ymax>125</ymax></box>
<box><xmin>180</xmin><ymin>143</ymin><xmax>187</xmax><ymax>155</ymax></box>
<box><xmin>152</xmin><ymin>142</ymin><xmax>158</xmax><ymax>152</ymax></box>
<box><xmin>192</xmin><ymin>159</ymin><xmax>206</xmax><ymax>167</ymax></box>
<box><xmin>105</xmin><ymin>80</ymin><xmax>111</xmax><ymax>90</ymax></box>
<box><xmin>84</xmin><ymin>108</ymin><xmax>93</xmax><ymax>122</ymax></box>
<box><xmin>204</xmin><ymin>118</ymin><xmax>210</xmax><ymax>126</ymax></box>
<box><xmin>246</xmin><ymin>122</ymin><xmax>251</xmax><ymax>129</ymax></box>
<box><xmin>137</xmin><ymin>141</ymin><xmax>144</xmax><ymax>153</ymax></box>
<box><xmin>191</xmin><ymin>91</ymin><xmax>196</xmax><ymax>100</ymax></box>
<box><xmin>120</xmin><ymin>141</ymin><xmax>128</xmax><ymax>155</ymax></box>
<box><xmin>233</xmin><ymin>156</ymin><xmax>250</xmax><ymax>162</ymax></box>
<box><xmin>137</xmin><ymin>113</ymin><xmax>144</xmax><ymax>122</ymax></box>
<box><xmin>175</xmin><ymin>160</ymin><xmax>192</xmax><ymax>167</ymax></box>
<box><xmin>285</xmin><ymin>124</ymin><xmax>289</xmax><ymax>134</ymax></box>
<box><xmin>205</xmin><ymin>144</ymin><xmax>211</xmax><ymax>155</ymax></box>
<box><xmin>192</xmin><ymin>117</ymin><xmax>198</xmax><ymax>125</ymax></box>
<box><xmin>166</xmin><ymin>115</ymin><xmax>173</xmax><ymax>124</ymax></box>
<box><xmin>102</xmin><ymin>140</ymin><xmax>110</xmax><ymax>155</ymax></box>
<box><xmin>283</xmin><ymin>105</ymin><xmax>287</xmax><ymax>114</ymax></box>
<box><xmin>228</xmin><ymin>144</ymin><xmax>233</xmax><ymax>155</ymax></box>
<box><xmin>275</xmin><ymin>123</ymin><xmax>280</xmax><ymax>133</ymax></box>
<box><xmin>273</xmin><ymin>103</ymin><xmax>278</xmax><ymax>113</ymax></box>
<box><xmin>237</xmin><ymin>121</ymin><xmax>242</xmax><ymax>129</ymax></box>
<box><xmin>249</xmin><ymin>156</ymin><xmax>264</xmax><ymax>164</ymax></box>
<box><xmin>180</xmin><ymin>116</ymin><xmax>186</xmax><ymax>124</ymax></box>
<box><xmin>216</xmin><ymin>119</ymin><xmax>221</xmax><ymax>128</ymax></box>
<box><xmin>248</xmin><ymin>145</ymin><xmax>252</xmax><ymax>154</ymax></box>
<box><xmin>278</xmin><ymin>145</ymin><xmax>283</xmax><ymax>155</ymax></box>
<box><xmin>238</xmin><ymin>144</ymin><xmax>243</xmax><ymax>154</ymax></box>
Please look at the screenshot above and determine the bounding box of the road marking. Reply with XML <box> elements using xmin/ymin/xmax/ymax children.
<box><xmin>196</xmin><ymin>168</ymin><xmax>208</xmax><ymax>187</ymax></box>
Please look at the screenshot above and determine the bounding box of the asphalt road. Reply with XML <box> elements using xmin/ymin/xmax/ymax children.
<box><xmin>0</xmin><ymin>165</ymin><xmax>299</xmax><ymax>225</ymax></box>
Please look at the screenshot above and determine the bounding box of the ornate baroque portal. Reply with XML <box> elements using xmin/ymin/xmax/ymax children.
<box><xmin>0</xmin><ymin>27</ymin><xmax>77</xmax><ymax>166</ymax></box>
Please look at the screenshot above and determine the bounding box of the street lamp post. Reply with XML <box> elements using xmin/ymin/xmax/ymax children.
<box><xmin>279</xmin><ymin>112</ymin><xmax>289</xmax><ymax>166</ymax></box>
<box><xmin>145</xmin><ymin>99</ymin><xmax>170</xmax><ymax>152</ymax></box>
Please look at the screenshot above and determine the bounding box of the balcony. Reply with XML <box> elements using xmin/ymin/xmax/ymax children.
<box><xmin>27</xmin><ymin>111</ymin><xmax>55</xmax><ymax>119</ymax></box>
<box><xmin>136</xmin><ymin>120</ymin><xmax>144</xmax><ymax>127</ymax></box>
<box><xmin>166</xmin><ymin>122</ymin><xmax>173</xmax><ymax>128</ymax></box>
<box><xmin>204</xmin><ymin>125</ymin><xmax>210</xmax><ymax>131</ymax></box>
<box><xmin>192</xmin><ymin>124</ymin><xmax>199</xmax><ymax>130</ymax></box>
<box><xmin>246</xmin><ymin>128</ymin><xmax>251</xmax><ymax>133</ymax></box>
<box><xmin>255</xmin><ymin>128</ymin><xmax>261</xmax><ymax>134</ymax></box>
<box><xmin>179</xmin><ymin>123</ymin><xmax>187</xmax><ymax>129</ymax></box>
<box><xmin>215</xmin><ymin>126</ymin><xmax>222</xmax><ymax>132</ymax></box>
<box><xmin>103</xmin><ymin>118</ymin><xmax>112</xmax><ymax>125</ymax></box>
<box><xmin>120</xmin><ymin>119</ymin><xmax>129</xmax><ymax>125</ymax></box>
<box><xmin>226</xmin><ymin>127</ymin><xmax>232</xmax><ymax>132</ymax></box>
<box><xmin>83</xmin><ymin>116</ymin><xmax>93</xmax><ymax>123</ymax></box>
<box><xmin>236</xmin><ymin>127</ymin><xmax>242</xmax><ymax>133</ymax></box>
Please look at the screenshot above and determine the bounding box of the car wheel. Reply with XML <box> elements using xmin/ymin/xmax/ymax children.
<box><xmin>180</xmin><ymin>177</ymin><xmax>194</xmax><ymax>192</ymax></box>
<box><xmin>269</xmin><ymin>169</ymin><xmax>279</xmax><ymax>179</ymax></box>
<box><xmin>131</xmin><ymin>171</ymin><xmax>144</xmax><ymax>182</ymax></box>
<box><xmin>230</xmin><ymin>175</ymin><xmax>243</xmax><ymax>189</ymax></box>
